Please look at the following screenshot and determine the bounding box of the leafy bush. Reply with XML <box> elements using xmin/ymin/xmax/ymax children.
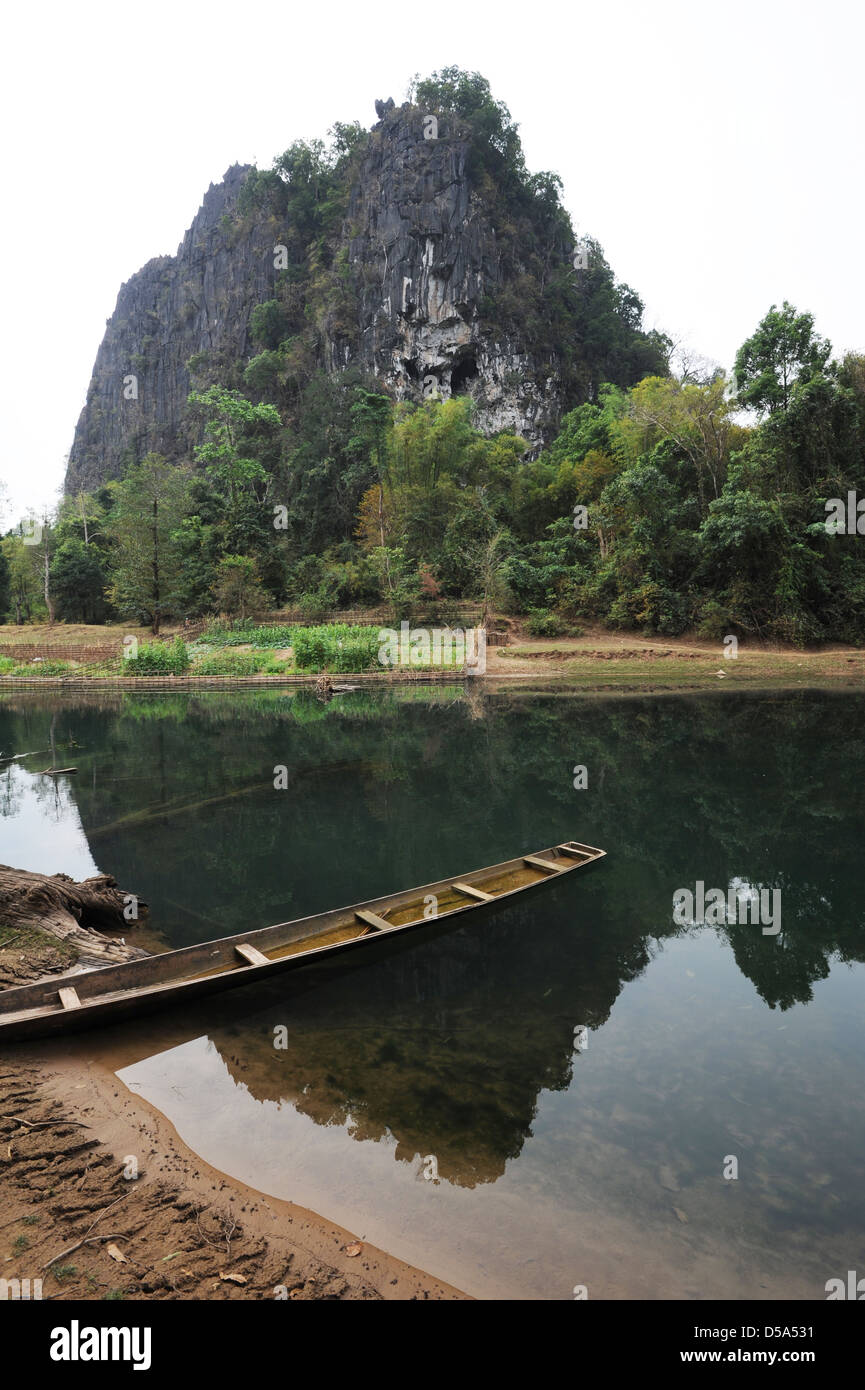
<box><xmin>697</xmin><ymin>600</ymin><xmax>739</xmax><ymax>642</ymax></box>
<box><xmin>608</xmin><ymin>582</ymin><xmax>688</xmax><ymax>636</ymax></box>
<box><xmin>193</xmin><ymin>650</ymin><xmax>265</xmax><ymax>675</ymax></box>
<box><xmin>291</xmin><ymin>624</ymin><xmax>380</xmax><ymax>672</ymax></box>
<box><xmin>123</xmin><ymin>636</ymin><xmax>189</xmax><ymax>675</ymax></box>
<box><xmin>525</xmin><ymin>609</ymin><xmax>564</xmax><ymax>637</ymax></box>
<box><xmin>0</xmin><ymin>658</ymin><xmax>73</xmax><ymax>676</ymax></box>
<box><xmin>294</xmin><ymin>592</ymin><xmax>333</xmax><ymax>622</ymax></box>
<box><xmin>26</xmin><ymin>660</ymin><xmax>72</xmax><ymax>676</ymax></box>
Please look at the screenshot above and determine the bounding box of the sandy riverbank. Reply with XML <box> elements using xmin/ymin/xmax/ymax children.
<box><xmin>0</xmin><ymin>1049</ymin><xmax>466</xmax><ymax>1301</ymax></box>
<box><xmin>485</xmin><ymin>627</ymin><xmax>865</xmax><ymax>691</ymax></box>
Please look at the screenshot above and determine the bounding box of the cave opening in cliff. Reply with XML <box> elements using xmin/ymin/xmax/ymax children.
<box><xmin>403</xmin><ymin>358</ymin><xmax>420</xmax><ymax>383</ymax></box>
<box><xmin>450</xmin><ymin>353</ymin><xmax>479</xmax><ymax>395</ymax></box>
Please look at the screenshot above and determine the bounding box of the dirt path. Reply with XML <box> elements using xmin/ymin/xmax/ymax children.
<box><xmin>0</xmin><ymin>1055</ymin><xmax>465</xmax><ymax>1301</ymax></box>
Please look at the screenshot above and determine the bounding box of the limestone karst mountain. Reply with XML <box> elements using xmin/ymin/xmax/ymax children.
<box><xmin>65</xmin><ymin>83</ymin><xmax>666</xmax><ymax>493</ymax></box>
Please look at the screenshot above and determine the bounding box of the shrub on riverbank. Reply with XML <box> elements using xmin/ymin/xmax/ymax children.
<box><xmin>202</xmin><ymin>620</ymin><xmax>296</xmax><ymax>648</ymax></box>
<box><xmin>0</xmin><ymin>657</ymin><xmax>73</xmax><ymax>676</ymax></box>
<box><xmin>123</xmin><ymin>637</ymin><xmax>189</xmax><ymax>675</ymax></box>
<box><xmin>192</xmin><ymin>649</ymin><xmax>290</xmax><ymax>675</ymax></box>
<box><xmin>291</xmin><ymin>624</ymin><xmax>381</xmax><ymax>672</ymax></box>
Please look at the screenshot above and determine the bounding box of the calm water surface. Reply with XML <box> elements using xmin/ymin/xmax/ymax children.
<box><xmin>2</xmin><ymin>686</ymin><xmax>863</xmax><ymax>1298</ymax></box>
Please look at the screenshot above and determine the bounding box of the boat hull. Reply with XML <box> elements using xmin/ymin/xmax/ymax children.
<box><xmin>0</xmin><ymin>842</ymin><xmax>605</xmax><ymax>1042</ymax></box>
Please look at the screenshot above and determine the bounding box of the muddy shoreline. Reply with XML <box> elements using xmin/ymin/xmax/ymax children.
<box><xmin>0</xmin><ymin>1048</ymin><xmax>466</xmax><ymax>1301</ymax></box>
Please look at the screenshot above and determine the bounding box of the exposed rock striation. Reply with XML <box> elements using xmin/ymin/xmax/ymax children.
<box><xmin>341</xmin><ymin>106</ymin><xmax>562</xmax><ymax>443</ymax></box>
<box><xmin>66</xmin><ymin>100</ymin><xmax>641</xmax><ymax>492</ymax></box>
<box><xmin>67</xmin><ymin>165</ymin><xmax>275</xmax><ymax>491</ymax></box>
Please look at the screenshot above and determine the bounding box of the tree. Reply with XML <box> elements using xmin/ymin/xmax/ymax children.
<box><xmin>1</xmin><ymin>536</ymin><xmax>41</xmax><ymax>624</ymax></box>
<box><xmin>106</xmin><ymin>454</ymin><xmax>191</xmax><ymax>633</ymax></box>
<box><xmin>188</xmin><ymin>386</ymin><xmax>281</xmax><ymax>552</ymax></box>
<box><xmin>368</xmin><ymin>546</ymin><xmax>421</xmax><ymax>619</ymax></box>
<box><xmin>464</xmin><ymin>529</ymin><xmax>511</xmax><ymax>626</ymax></box>
<box><xmin>211</xmin><ymin>555</ymin><xmax>268</xmax><ymax>620</ymax></box>
<box><xmin>734</xmin><ymin>302</ymin><xmax>832</xmax><ymax>415</ymax></box>
<box><xmin>50</xmin><ymin>538</ymin><xmax>109</xmax><ymax>623</ymax></box>
<box><xmin>250</xmin><ymin>301</ymin><xmax>290</xmax><ymax>351</ymax></box>
<box><xmin>16</xmin><ymin>515</ymin><xmax>57</xmax><ymax>624</ymax></box>
<box><xmin>410</xmin><ymin>67</ymin><xmax>525</xmax><ymax>183</ymax></box>
<box><xmin>0</xmin><ymin>543</ymin><xmax>9</xmax><ymax>622</ymax></box>
<box><xmin>614</xmin><ymin>375</ymin><xmax>743</xmax><ymax>515</ymax></box>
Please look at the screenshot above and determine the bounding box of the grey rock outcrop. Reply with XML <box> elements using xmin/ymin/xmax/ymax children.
<box><xmin>341</xmin><ymin>106</ymin><xmax>562</xmax><ymax>444</ymax></box>
<box><xmin>67</xmin><ymin>165</ymin><xmax>277</xmax><ymax>491</ymax></box>
<box><xmin>66</xmin><ymin>106</ymin><xmax>572</xmax><ymax>493</ymax></box>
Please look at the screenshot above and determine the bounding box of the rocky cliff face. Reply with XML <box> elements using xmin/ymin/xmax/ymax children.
<box><xmin>67</xmin><ymin>164</ymin><xmax>276</xmax><ymax>492</ymax></box>
<box><xmin>339</xmin><ymin>108</ymin><xmax>562</xmax><ymax>442</ymax></box>
<box><xmin>66</xmin><ymin>105</ymin><xmax>570</xmax><ymax>493</ymax></box>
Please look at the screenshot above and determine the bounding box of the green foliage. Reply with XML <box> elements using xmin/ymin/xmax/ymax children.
<box><xmin>291</xmin><ymin>624</ymin><xmax>381</xmax><ymax>672</ymax></box>
<box><xmin>50</xmin><ymin>538</ymin><xmax>109</xmax><ymax>623</ymax></box>
<box><xmin>411</xmin><ymin>67</ymin><xmax>525</xmax><ymax>182</ymax></box>
<box><xmin>525</xmin><ymin>609</ymin><xmax>566</xmax><ymax>637</ymax></box>
<box><xmin>250</xmin><ymin>300</ymin><xmax>290</xmax><ymax>350</ymax></box>
<box><xmin>202</xmin><ymin>621</ymin><xmax>295</xmax><ymax>647</ymax></box>
<box><xmin>734</xmin><ymin>301</ymin><xmax>832</xmax><ymax>415</ymax></box>
<box><xmin>106</xmin><ymin>454</ymin><xmax>192</xmax><ymax>633</ymax></box>
<box><xmin>188</xmin><ymin>387</ymin><xmax>281</xmax><ymax>555</ymax></box>
<box><xmin>124</xmin><ymin>636</ymin><xmax>190</xmax><ymax>675</ymax></box>
<box><xmin>0</xmin><ymin>542</ymin><xmax>10</xmax><ymax>620</ymax></box>
<box><xmin>0</xmin><ymin>656</ymin><xmax>73</xmax><ymax>676</ymax></box>
<box><xmin>22</xmin><ymin>243</ymin><xmax>865</xmax><ymax>651</ymax></box>
<box><xmin>193</xmin><ymin>649</ymin><xmax>269</xmax><ymax>675</ymax></box>
<box><xmin>211</xmin><ymin>554</ymin><xmax>268</xmax><ymax>620</ymax></box>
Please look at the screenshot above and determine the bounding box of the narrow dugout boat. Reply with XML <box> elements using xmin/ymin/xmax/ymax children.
<box><xmin>0</xmin><ymin>840</ymin><xmax>605</xmax><ymax>1041</ymax></box>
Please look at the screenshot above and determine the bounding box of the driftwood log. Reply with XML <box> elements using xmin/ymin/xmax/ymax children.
<box><xmin>0</xmin><ymin>866</ymin><xmax>149</xmax><ymax>985</ymax></box>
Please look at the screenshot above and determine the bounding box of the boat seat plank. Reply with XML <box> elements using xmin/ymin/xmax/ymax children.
<box><xmin>558</xmin><ymin>844</ymin><xmax>590</xmax><ymax>859</ymax></box>
<box><xmin>58</xmin><ymin>987</ymin><xmax>82</xmax><ymax>1011</ymax></box>
<box><xmin>355</xmin><ymin>909</ymin><xmax>391</xmax><ymax>932</ymax></box>
<box><xmin>523</xmin><ymin>855</ymin><xmax>567</xmax><ymax>873</ymax></box>
<box><xmin>234</xmin><ymin>943</ymin><xmax>270</xmax><ymax>968</ymax></box>
<box><xmin>453</xmin><ymin>881</ymin><xmax>495</xmax><ymax>902</ymax></box>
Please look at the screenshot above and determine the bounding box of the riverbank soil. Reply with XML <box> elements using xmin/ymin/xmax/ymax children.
<box><xmin>0</xmin><ymin>1056</ymin><xmax>465</xmax><ymax>1301</ymax></box>
<box><xmin>1</xmin><ymin>620</ymin><xmax>864</xmax><ymax>691</ymax></box>
<box><xmin>487</xmin><ymin>625</ymin><xmax>865</xmax><ymax>690</ymax></box>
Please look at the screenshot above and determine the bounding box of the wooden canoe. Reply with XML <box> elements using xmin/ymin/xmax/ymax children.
<box><xmin>0</xmin><ymin>839</ymin><xmax>605</xmax><ymax>1041</ymax></box>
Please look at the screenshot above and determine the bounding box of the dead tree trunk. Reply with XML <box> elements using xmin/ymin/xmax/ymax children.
<box><xmin>0</xmin><ymin>865</ymin><xmax>149</xmax><ymax>982</ymax></box>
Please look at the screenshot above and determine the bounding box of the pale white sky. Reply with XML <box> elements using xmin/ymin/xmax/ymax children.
<box><xmin>1</xmin><ymin>0</ymin><xmax>862</xmax><ymax>520</ymax></box>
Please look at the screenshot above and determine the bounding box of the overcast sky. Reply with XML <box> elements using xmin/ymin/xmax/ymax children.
<box><xmin>1</xmin><ymin>0</ymin><xmax>862</xmax><ymax>520</ymax></box>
